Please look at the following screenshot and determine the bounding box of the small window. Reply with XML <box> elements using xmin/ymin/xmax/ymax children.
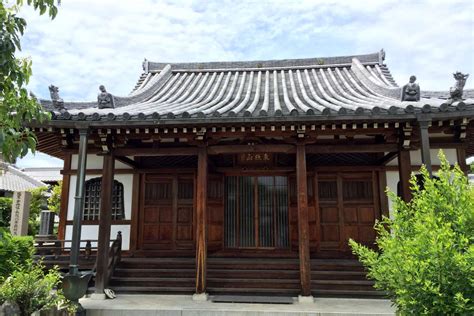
<box><xmin>83</xmin><ymin>178</ymin><xmax>125</xmax><ymax>221</ymax></box>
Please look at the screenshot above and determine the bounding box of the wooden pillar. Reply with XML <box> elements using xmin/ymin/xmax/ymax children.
<box><xmin>58</xmin><ymin>153</ymin><xmax>71</xmax><ymax>240</ymax></box>
<box><xmin>296</xmin><ymin>142</ymin><xmax>311</xmax><ymax>297</ymax></box>
<box><xmin>95</xmin><ymin>153</ymin><xmax>115</xmax><ymax>294</ymax></box>
<box><xmin>398</xmin><ymin>149</ymin><xmax>412</xmax><ymax>202</ymax></box>
<box><xmin>456</xmin><ymin>147</ymin><xmax>468</xmax><ymax>175</ymax></box>
<box><xmin>418</xmin><ymin>120</ymin><xmax>432</xmax><ymax>177</ymax></box>
<box><xmin>195</xmin><ymin>146</ymin><xmax>208</xmax><ymax>294</ymax></box>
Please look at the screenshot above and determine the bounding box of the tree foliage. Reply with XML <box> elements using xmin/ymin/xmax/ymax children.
<box><xmin>47</xmin><ymin>180</ymin><xmax>61</xmax><ymax>214</ymax></box>
<box><xmin>0</xmin><ymin>260</ymin><xmax>73</xmax><ymax>316</ymax></box>
<box><xmin>0</xmin><ymin>0</ymin><xmax>58</xmax><ymax>162</ymax></box>
<box><xmin>350</xmin><ymin>151</ymin><xmax>474</xmax><ymax>315</ymax></box>
<box><xmin>28</xmin><ymin>185</ymin><xmax>48</xmax><ymax>235</ymax></box>
<box><xmin>0</xmin><ymin>197</ymin><xmax>12</xmax><ymax>228</ymax></box>
<box><xmin>0</xmin><ymin>228</ymin><xmax>34</xmax><ymax>280</ymax></box>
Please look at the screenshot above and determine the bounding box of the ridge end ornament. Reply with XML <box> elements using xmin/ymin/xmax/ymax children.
<box><xmin>97</xmin><ymin>85</ymin><xmax>115</xmax><ymax>109</ymax></box>
<box><xmin>448</xmin><ymin>71</ymin><xmax>469</xmax><ymax>103</ymax></box>
<box><xmin>48</xmin><ymin>84</ymin><xmax>65</xmax><ymax>110</ymax></box>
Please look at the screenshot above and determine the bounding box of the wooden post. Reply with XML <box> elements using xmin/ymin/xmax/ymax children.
<box><xmin>58</xmin><ymin>153</ymin><xmax>71</xmax><ymax>240</ymax></box>
<box><xmin>195</xmin><ymin>146</ymin><xmax>208</xmax><ymax>295</ymax></box>
<box><xmin>398</xmin><ymin>149</ymin><xmax>412</xmax><ymax>202</ymax></box>
<box><xmin>456</xmin><ymin>147</ymin><xmax>468</xmax><ymax>175</ymax></box>
<box><xmin>296</xmin><ymin>142</ymin><xmax>312</xmax><ymax>297</ymax></box>
<box><xmin>418</xmin><ymin>120</ymin><xmax>432</xmax><ymax>177</ymax></box>
<box><xmin>95</xmin><ymin>153</ymin><xmax>115</xmax><ymax>294</ymax></box>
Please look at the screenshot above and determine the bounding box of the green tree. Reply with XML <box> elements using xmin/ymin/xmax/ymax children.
<box><xmin>47</xmin><ymin>180</ymin><xmax>61</xmax><ymax>214</ymax></box>
<box><xmin>28</xmin><ymin>186</ymin><xmax>48</xmax><ymax>235</ymax></box>
<box><xmin>0</xmin><ymin>197</ymin><xmax>12</xmax><ymax>228</ymax></box>
<box><xmin>0</xmin><ymin>0</ymin><xmax>58</xmax><ymax>163</ymax></box>
<box><xmin>350</xmin><ymin>151</ymin><xmax>474</xmax><ymax>315</ymax></box>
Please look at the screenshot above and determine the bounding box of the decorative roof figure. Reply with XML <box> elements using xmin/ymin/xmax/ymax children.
<box><xmin>48</xmin><ymin>85</ymin><xmax>65</xmax><ymax>110</ymax></box>
<box><xmin>97</xmin><ymin>85</ymin><xmax>115</xmax><ymax>109</ymax></box>
<box><xmin>401</xmin><ymin>75</ymin><xmax>420</xmax><ymax>101</ymax></box>
<box><xmin>449</xmin><ymin>72</ymin><xmax>469</xmax><ymax>102</ymax></box>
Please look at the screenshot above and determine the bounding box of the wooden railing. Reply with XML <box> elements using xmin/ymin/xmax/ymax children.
<box><xmin>105</xmin><ymin>231</ymin><xmax>122</xmax><ymax>287</ymax></box>
<box><xmin>35</xmin><ymin>239</ymin><xmax>97</xmax><ymax>260</ymax></box>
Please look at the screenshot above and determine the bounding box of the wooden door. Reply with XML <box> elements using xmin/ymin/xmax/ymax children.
<box><xmin>139</xmin><ymin>174</ymin><xmax>194</xmax><ymax>250</ymax></box>
<box><xmin>316</xmin><ymin>172</ymin><xmax>380</xmax><ymax>255</ymax></box>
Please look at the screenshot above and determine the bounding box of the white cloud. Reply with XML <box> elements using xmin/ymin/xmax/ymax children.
<box><xmin>16</xmin><ymin>0</ymin><xmax>473</xmax><ymax>102</ymax></box>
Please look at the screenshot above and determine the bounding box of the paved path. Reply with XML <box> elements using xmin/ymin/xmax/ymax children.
<box><xmin>80</xmin><ymin>294</ymin><xmax>396</xmax><ymax>316</ymax></box>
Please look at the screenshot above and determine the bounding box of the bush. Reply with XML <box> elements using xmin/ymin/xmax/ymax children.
<box><xmin>0</xmin><ymin>197</ymin><xmax>12</xmax><ymax>228</ymax></box>
<box><xmin>0</xmin><ymin>260</ymin><xmax>74</xmax><ymax>316</ymax></box>
<box><xmin>0</xmin><ymin>229</ymin><xmax>34</xmax><ymax>280</ymax></box>
<box><xmin>350</xmin><ymin>151</ymin><xmax>474</xmax><ymax>315</ymax></box>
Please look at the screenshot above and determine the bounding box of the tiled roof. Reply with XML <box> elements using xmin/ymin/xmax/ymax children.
<box><xmin>0</xmin><ymin>162</ymin><xmax>47</xmax><ymax>192</ymax></box>
<box><xmin>22</xmin><ymin>167</ymin><xmax>62</xmax><ymax>183</ymax></box>
<box><xmin>40</xmin><ymin>51</ymin><xmax>474</xmax><ymax>122</ymax></box>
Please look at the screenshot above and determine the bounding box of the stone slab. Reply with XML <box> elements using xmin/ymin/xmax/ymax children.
<box><xmin>211</xmin><ymin>295</ymin><xmax>293</xmax><ymax>304</ymax></box>
<box><xmin>80</xmin><ymin>294</ymin><xmax>396</xmax><ymax>316</ymax></box>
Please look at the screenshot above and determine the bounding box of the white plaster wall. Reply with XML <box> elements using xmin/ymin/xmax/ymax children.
<box><xmin>66</xmin><ymin>154</ymin><xmax>135</xmax><ymax>251</ymax></box>
<box><xmin>67</xmin><ymin>174</ymin><xmax>133</xmax><ymax>221</ymax></box>
<box><xmin>385</xmin><ymin>148</ymin><xmax>458</xmax><ymax>218</ymax></box>
<box><xmin>385</xmin><ymin>171</ymin><xmax>399</xmax><ymax>219</ymax></box>
<box><xmin>386</xmin><ymin>148</ymin><xmax>458</xmax><ymax>166</ymax></box>
<box><xmin>71</xmin><ymin>154</ymin><xmax>133</xmax><ymax>169</ymax></box>
<box><xmin>65</xmin><ymin>224</ymin><xmax>130</xmax><ymax>250</ymax></box>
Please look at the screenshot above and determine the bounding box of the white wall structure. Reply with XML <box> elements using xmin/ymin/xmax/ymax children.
<box><xmin>386</xmin><ymin>148</ymin><xmax>458</xmax><ymax>166</ymax></box>
<box><xmin>384</xmin><ymin>147</ymin><xmax>461</xmax><ymax>218</ymax></box>
<box><xmin>71</xmin><ymin>154</ymin><xmax>133</xmax><ymax>170</ymax></box>
<box><xmin>66</xmin><ymin>154</ymin><xmax>134</xmax><ymax>251</ymax></box>
<box><xmin>65</xmin><ymin>225</ymin><xmax>130</xmax><ymax>250</ymax></box>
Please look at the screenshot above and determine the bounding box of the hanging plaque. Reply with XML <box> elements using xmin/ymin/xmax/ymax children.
<box><xmin>237</xmin><ymin>152</ymin><xmax>273</xmax><ymax>166</ymax></box>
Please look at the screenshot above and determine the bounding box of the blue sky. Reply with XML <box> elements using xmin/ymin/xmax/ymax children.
<box><xmin>15</xmin><ymin>0</ymin><xmax>474</xmax><ymax>167</ymax></box>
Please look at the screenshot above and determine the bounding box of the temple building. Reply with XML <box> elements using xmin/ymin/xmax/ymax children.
<box><xmin>32</xmin><ymin>50</ymin><xmax>473</xmax><ymax>299</ymax></box>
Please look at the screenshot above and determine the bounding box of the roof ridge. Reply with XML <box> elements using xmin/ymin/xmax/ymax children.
<box><xmin>146</xmin><ymin>52</ymin><xmax>381</xmax><ymax>72</ymax></box>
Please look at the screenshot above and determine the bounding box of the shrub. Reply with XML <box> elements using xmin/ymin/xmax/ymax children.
<box><xmin>0</xmin><ymin>197</ymin><xmax>12</xmax><ymax>228</ymax></box>
<box><xmin>0</xmin><ymin>229</ymin><xmax>34</xmax><ymax>280</ymax></box>
<box><xmin>0</xmin><ymin>260</ymin><xmax>74</xmax><ymax>316</ymax></box>
<box><xmin>350</xmin><ymin>151</ymin><xmax>474</xmax><ymax>315</ymax></box>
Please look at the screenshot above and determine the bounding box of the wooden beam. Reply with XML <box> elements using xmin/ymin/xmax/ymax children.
<box><xmin>113</xmin><ymin>147</ymin><xmax>198</xmax><ymax>156</ymax></box>
<box><xmin>378</xmin><ymin>151</ymin><xmax>398</xmax><ymax>165</ymax></box>
<box><xmin>398</xmin><ymin>150</ymin><xmax>412</xmax><ymax>202</ymax></box>
<box><xmin>129</xmin><ymin>172</ymin><xmax>140</xmax><ymax>253</ymax></box>
<box><xmin>208</xmin><ymin>144</ymin><xmax>294</xmax><ymax>155</ymax></box>
<box><xmin>195</xmin><ymin>146</ymin><xmax>208</xmax><ymax>294</ymax></box>
<box><xmin>296</xmin><ymin>142</ymin><xmax>312</xmax><ymax>297</ymax></box>
<box><xmin>419</xmin><ymin>120</ymin><xmax>433</xmax><ymax>176</ymax></box>
<box><xmin>95</xmin><ymin>153</ymin><xmax>115</xmax><ymax>294</ymax></box>
<box><xmin>456</xmin><ymin>147</ymin><xmax>468</xmax><ymax>175</ymax></box>
<box><xmin>115</xmin><ymin>155</ymin><xmax>139</xmax><ymax>169</ymax></box>
<box><xmin>305</xmin><ymin>144</ymin><xmax>398</xmax><ymax>154</ymax></box>
<box><xmin>377</xmin><ymin>171</ymin><xmax>389</xmax><ymax>218</ymax></box>
<box><xmin>57</xmin><ymin>153</ymin><xmax>71</xmax><ymax>240</ymax></box>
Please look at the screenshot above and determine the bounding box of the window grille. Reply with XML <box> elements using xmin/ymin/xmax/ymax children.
<box><xmin>83</xmin><ymin>178</ymin><xmax>125</xmax><ymax>220</ymax></box>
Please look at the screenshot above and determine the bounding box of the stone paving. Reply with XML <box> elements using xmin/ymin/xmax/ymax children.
<box><xmin>80</xmin><ymin>294</ymin><xmax>396</xmax><ymax>316</ymax></box>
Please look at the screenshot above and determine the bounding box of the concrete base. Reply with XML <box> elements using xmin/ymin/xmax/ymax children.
<box><xmin>297</xmin><ymin>295</ymin><xmax>314</xmax><ymax>304</ymax></box>
<box><xmin>192</xmin><ymin>293</ymin><xmax>209</xmax><ymax>301</ymax></box>
<box><xmin>81</xmin><ymin>294</ymin><xmax>396</xmax><ymax>316</ymax></box>
<box><xmin>89</xmin><ymin>293</ymin><xmax>106</xmax><ymax>300</ymax></box>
